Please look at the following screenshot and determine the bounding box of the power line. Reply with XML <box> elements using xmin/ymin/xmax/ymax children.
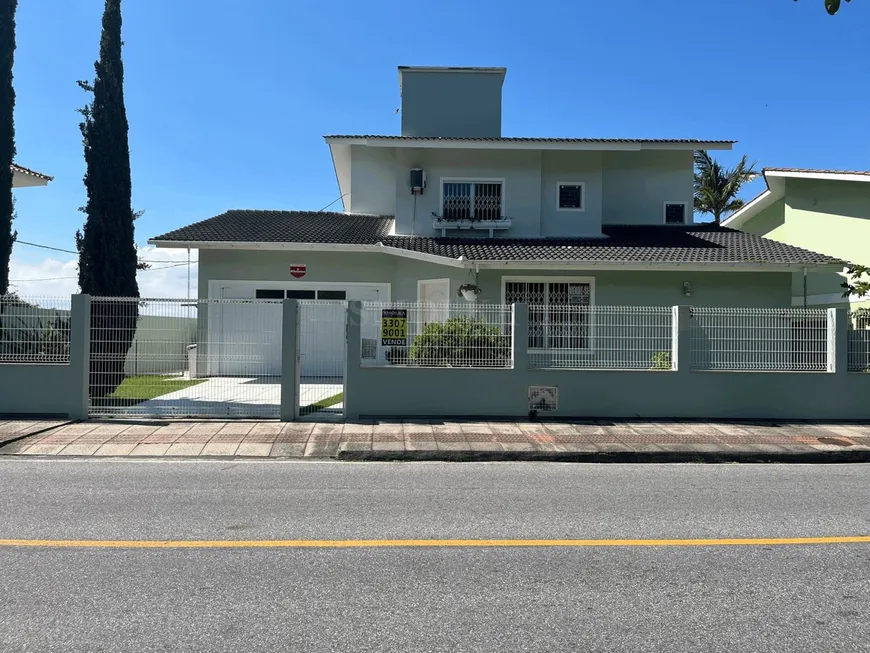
<box><xmin>10</xmin><ymin>262</ymin><xmax>193</xmax><ymax>283</ymax></box>
<box><xmin>16</xmin><ymin>240</ymin><xmax>77</xmax><ymax>255</ymax></box>
<box><xmin>14</xmin><ymin>239</ymin><xmax>197</xmax><ymax>263</ymax></box>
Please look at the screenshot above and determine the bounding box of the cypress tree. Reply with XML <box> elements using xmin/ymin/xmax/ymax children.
<box><xmin>76</xmin><ymin>0</ymin><xmax>139</xmax><ymax>397</ymax></box>
<box><xmin>0</xmin><ymin>0</ymin><xmax>17</xmax><ymax>297</ymax></box>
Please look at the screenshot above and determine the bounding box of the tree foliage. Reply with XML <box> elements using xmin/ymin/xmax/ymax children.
<box><xmin>693</xmin><ymin>151</ymin><xmax>758</xmax><ymax>225</ymax></box>
<box><xmin>794</xmin><ymin>0</ymin><xmax>851</xmax><ymax>15</ymax></box>
<box><xmin>843</xmin><ymin>264</ymin><xmax>870</xmax><ymax>298</ymax></box>
<box><xmin>0</xmin><ymin>0</ymin><xmax>17</xmax><ymax>296</ymax></box>
<box><xmin>76</xmin><ymin>0</ymin><xmax>140</xmax><ymax>397</ymax></box>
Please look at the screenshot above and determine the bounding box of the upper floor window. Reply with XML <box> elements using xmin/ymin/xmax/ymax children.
<box><xmin>441</xmin><ymin>179</ymin><xmax>503</xmax><ymax>221</ymax></box>
<box><xmin>664</xmin><ymin>202</ymin><xmax>687</xmax><ymax>225</ymax></box>
<box><xmin>557</xmin><ymin>182</ymin><xmax>585</xmax><ymax>211</ymax></box>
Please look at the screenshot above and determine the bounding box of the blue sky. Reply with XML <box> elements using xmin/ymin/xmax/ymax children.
<box><xmin>8</xmin><ymin>0</ymin><xmax>870</xmax><ymax>293</ymax></box>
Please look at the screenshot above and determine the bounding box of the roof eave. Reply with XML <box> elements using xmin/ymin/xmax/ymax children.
<box><xmin>148</xmin><ymin>239</ymin><xmax>841</xmax><ymax>271</ymax></box>
<box><xmin>472</xmin><ymin>260</ymin><xmax>842</xmax><ymax>272</ymax></box>
<box><xmin>323</xmin><ymin>136</ymin><xmax>734</xmax><ymax>152</ymax></box>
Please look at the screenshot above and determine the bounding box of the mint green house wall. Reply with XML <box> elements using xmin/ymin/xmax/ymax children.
<box><xmin>741</xmin><ymin>180</ymin><xmax>870</xmax><ymax>309</ymax></box>
<box><xmin>199</xmin><ymin>249</ymin><xmax>791</xmax><ymax>308</ymax></box>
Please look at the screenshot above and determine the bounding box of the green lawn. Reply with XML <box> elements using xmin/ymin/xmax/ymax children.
<box><xmin>109</xmin><ymin>375</ymin><xmax>205</xmax><ymax>403</ymax></box>
<box><xmin>299</xmin><ymin>392</ymin><xmax>344</xmax><ymax>416</ymax></box>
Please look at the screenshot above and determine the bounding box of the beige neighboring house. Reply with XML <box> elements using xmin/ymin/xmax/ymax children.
<box><xmin>11</xmin><ymin>163</ymin><xmax>53</xmax><ymax>188</ymax></box>
<box><xmin>723</xmin><ymin>168</ymin><xmax>870</xmax><ymax>310</ymax></box>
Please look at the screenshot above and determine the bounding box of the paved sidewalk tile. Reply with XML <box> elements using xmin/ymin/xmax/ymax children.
<box><xmin>236</xmin><ymin>443</ymin><xmax>272</xmax><ymax>457</ymax></box>
<box><xmin>201</xmin><ymin>442</ymin><xmax>241</xmax><ymax>456</ymax></box>
<box><xmin>270</xmin><ymin>443</ymin><xmax>306</xmax><ymax>457</ymax></box>
<box><xmin>21</xmin><ymin>444</ymin><xmax>67</xmax><ymax>455</ymax></box>
<box><xmin>217</xmin><ymin>423</ymin><xmax>256</xmax><ymax>436</ymax></box>
<box><xmin>129</xmin><ymin>443</ymin><xmax>172</xmax><ymax>456</ymax></box>
<box><xmin>94</xmin><ymin>443</ymin><xmax>138</xmax><ymax>457</ymax></box>
<box><xmin>165</xmin><ymin>443</ymin><xmax>207</xmax><ymax>457</ymax></box>
<box><xmin>371</xmin><ymin>441</ymin><xmax>404</xmax><ymax>453</ymax></box>
<box><xmin>57</xmin><ymin>443</ymin><xmax>103</xmax><ymax>456</ymax></box>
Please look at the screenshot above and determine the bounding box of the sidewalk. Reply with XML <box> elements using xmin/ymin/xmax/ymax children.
<box><xmin>1</xmin><ymin>418</ymin><xmax>870</xmax><ymax>462</ymax></box>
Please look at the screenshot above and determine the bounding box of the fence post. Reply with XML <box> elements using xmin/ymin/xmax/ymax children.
<box><xmin>280</xmin><ymin>299</ymin><xmax>300</xmax><ymax>421</ymax></box>
<box><xmin>344</xmin><ymin>301</ymin><xmax>363</xmax><ymax>421</ymax></box>
<box><xmin>512</xmin><ymin>303</ymin><xmax>529</xmax><ymax>370</ymax></box>
<box><xmin>69</xmin><ymin>294</ymin><xmax>91</xmax><ymax>420</ymax></box>
<box><xmin>827</xmin><ymin>307</ymin><xmax>847</xmax><ymax>374</ymax></box>
<box><xmin>673</xmin><ymin>305</ymin><xmax>691</xmax><ymax>374</ymax></box>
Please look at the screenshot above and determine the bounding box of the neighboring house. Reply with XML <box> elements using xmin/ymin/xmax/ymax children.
<box><xmin>11</xmin><ymin>163</ymin><xmax>52</xmax><ymax>188</ymax></box>
<box><xmin>723</xmin><ymin>168</ymin><xmax>869</xmax><ymax>310</ymax></box>
<box><xmin>150</xmin><ymin>66</ymin><xmax>843</xmax><ymax>375</ymax></box>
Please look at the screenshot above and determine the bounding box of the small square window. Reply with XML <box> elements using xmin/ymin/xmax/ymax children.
<box><xmin>664</xmin><ymin>203</ymin><xmax>687</xmax><ymax>225</ymax></box>
<box><xmin>557</xmin><ymin>183</ymin><xmax>584</xmax><ymax>211</ymax></box>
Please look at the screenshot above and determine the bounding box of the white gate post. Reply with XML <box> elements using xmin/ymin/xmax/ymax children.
<box><xmin>280</xmin><ymin>299</ymin><xmax>300</xmax><ymax>421</ymax></box>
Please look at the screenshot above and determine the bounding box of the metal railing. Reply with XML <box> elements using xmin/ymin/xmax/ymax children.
<box><xmin>361</xmin><ymin>302</ymin><xmax>513</xmax><ymax>368</ymax></box>
<box><xmin>847</xmin><ymin>310</ymin><xmax>870</xmax><ymax>373</ymax></box>
<box><xmin>529</xmin><ymin>305</ymin><xmax>673</xmax><ymax>369</ymax></box>
<box><xmin>88</xmin><ymin>297</ymin><xmax>282</xmax><ymax>418</ymax></box>
<box><xmin>0</xmin><ymin>295</ymin><xmax>72</xmax><ymax>363</ymax></box>
<box><xmin>690</xmin><ymin>307</ymin><xmax>828</xmax><ymax>371</ymax></box>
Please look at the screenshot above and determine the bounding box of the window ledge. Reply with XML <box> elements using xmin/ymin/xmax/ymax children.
<box><xmin>433</xmin><ymin>218</ymin><xmax>512</xmax><ymax>237</ymax></box>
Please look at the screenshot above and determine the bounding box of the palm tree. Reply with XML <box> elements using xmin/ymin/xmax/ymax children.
<box><xmin>693</xmin><ymin>151</ymin><xmax>758</xmax><ymax>225</ymax></box>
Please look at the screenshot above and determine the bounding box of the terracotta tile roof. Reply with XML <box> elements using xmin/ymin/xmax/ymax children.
<box><xmin>10</xmin><ymin>163</ymin><xmax>53</xmax><ymax>181</ymax></box>
<box><xmin>324</xmin><ymin>135</ymin><xmax>735</xmax><ymax>145</ymax></box>
<box><xmin>151</xmin><ymin>211</ymin><xmax>842</xmax><ymax>266</ymax></box>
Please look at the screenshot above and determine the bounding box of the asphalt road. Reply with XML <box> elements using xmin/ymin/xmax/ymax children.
<box><xmin>1</xmin><ymin>460</ymin><xmax>868</xmax><ymax>653</ymax></box>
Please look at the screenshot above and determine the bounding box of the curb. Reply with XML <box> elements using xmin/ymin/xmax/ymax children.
<box><xmin>336</xmin><ymin>449</ymin><xmax>870</xmax><ymax>464</ymax></box>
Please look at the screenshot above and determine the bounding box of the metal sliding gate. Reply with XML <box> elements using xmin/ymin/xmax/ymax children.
<box><xmin>88</xmin><ymin>297</ymin><xmax>283</xmax><ymax>419</ymax></box>
<box><xmin>296</xmin><ymin>300</ymin><xmax>347</xmax><ymax>419</ymax></box>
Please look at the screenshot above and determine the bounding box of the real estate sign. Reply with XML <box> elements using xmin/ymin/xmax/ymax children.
<box><xmin>381</xmin><ymin>309</ymin><xmax>408</xmax><ymax>346</ymax></box>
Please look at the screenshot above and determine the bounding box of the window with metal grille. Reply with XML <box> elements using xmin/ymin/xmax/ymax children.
<box><xmin>504</xmin><ymin>281</ymin><xmax>592</xmax><ymax>349</ymax></box>
<box><xmin>442</xmin><ymin>180</ymin><xmax>503</xmax><ymax>221</ymax></box>
<box><xmin>664</xmin><ymin>202</ymin><xmax>687</xmax><ymax>224</ymax></box>
<box><xmin>557</xmin><ymin>183</ymin><xmax>584</xmax><ymax>211</ymax></box>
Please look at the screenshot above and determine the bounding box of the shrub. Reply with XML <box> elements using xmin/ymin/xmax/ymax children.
<box><xmin>408</xmin><ymin>316</ymin><xmax>510</xmax><ymax>367</ymax></box>
<box><xmin>650</xmin><ymin>350</ymin><xmax>672</xmax><ymax>370</ymax></box>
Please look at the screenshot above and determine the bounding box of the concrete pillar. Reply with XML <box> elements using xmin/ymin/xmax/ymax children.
<box><xmin>827</xmin><ymin>307</ymin><xmax>848</xmax><ymax>374</ymax></box>
<box><xmin>344</xmin><ymin>301</ymin><xmax>363</xmax><ymax>421</ymax></box>
<box><xmin>69</xmin><ymin>294</ymin><xmax>91</xmax><ymax>420</ymax></box>
<box><xmin>673</xmin><ymin>305</ymin><xmax>692</xmax><ymax>375</ymax></box>
<box><xmin>512</xmin><ymin>303</ymin><xmax>529</xmax><ymax>370</ymax></box>
<box><xmin>280</xmin><ymin>299</ymin><xmax>300</xmax><ymax>421</ymax></box>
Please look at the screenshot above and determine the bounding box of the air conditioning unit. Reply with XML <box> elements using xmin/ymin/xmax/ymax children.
<box><xmin>410</xmin><ymin>168</ymin><xmax>426</xmax><ymax>194</ymax></box>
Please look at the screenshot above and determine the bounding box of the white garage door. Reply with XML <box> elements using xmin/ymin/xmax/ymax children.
<box><xmin>213</xmin><ymin>283</ymin><xmax>386</xmax><ymax>378</ymax></box>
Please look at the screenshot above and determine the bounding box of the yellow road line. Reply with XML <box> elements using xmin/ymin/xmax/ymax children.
<box><xmin>0</xmin><ymin>536</ymin><xmax>868</xmax><ymax>549</ymax></box>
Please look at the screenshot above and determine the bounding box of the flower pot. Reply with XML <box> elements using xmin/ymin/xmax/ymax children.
<box><xmin>461</xmin><ymin>289</ymin><xmax>479</xmax><ymax>302</ymax></box>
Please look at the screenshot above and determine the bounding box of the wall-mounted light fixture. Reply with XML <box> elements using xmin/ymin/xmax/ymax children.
<box><xmin>683</xmin><ymin>281</ymin><xmax>692</xmax><ymax>297</ymax></box>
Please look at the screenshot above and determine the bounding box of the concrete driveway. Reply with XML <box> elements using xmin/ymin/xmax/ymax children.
<box><xmin>92</xmin><ymin>377</ymin><xmax>343</xmax><ymax>419</ymax></box>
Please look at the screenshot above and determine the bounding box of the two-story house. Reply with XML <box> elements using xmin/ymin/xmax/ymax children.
<box><xmin>722</xmin><ymin>167</ymin><xmax>869</xmax><ymax>311</ymax></box>
<box><xmin>150</xmin><ymin>66</ymin><xmax>843</xmax><ymax>375</ymax></box>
